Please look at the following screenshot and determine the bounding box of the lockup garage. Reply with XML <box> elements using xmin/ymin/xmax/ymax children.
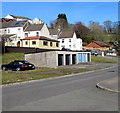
<box><xmin>25</xmin><ymin>51</ymin><xmax>91</xmax><ymax>68</ymax></box>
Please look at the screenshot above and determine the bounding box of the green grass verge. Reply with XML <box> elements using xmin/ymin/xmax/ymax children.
<box><xmin>2</xmin><ymin>68</ymin><xmax>91</xmax><ymax>84</ymax></box>
<box><xmin>91</xmin><ymin>56</ymin><xmax>117</xmax><ymax>63</ymax></box>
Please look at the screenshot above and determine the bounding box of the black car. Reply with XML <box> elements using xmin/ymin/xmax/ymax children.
<box><xmin>1</xmin><ymin>60</ymin><xmax>35</xmax><ymax>71</ymax></box>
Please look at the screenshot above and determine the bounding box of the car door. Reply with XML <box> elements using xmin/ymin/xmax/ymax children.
<box><xmin>12</xmin><ymin>61</ymin><xmax>20</xmax><ymax>70</ymax></box>
<box><xmin>7</xmin><ymin>62</ymin><xmax>14</xmax><ymax>70</ymax></box>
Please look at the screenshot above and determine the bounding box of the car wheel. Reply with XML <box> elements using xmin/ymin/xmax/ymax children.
<box><xmin>2</xmin><ymin>66</ymin><xmax>7</xmax><ymax>71</ymax></box>
<box><xmin>16</xmin><ymin>68</ymin><xmax>21</xmax><ymax>71</ymax></box>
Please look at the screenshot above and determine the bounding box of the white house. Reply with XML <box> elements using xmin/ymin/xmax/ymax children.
<box><xmin>0</xmin><ymin>21</ymin><xmax>29</xmax><ymax>46</ymax></box>
<box><xmin>33</xmin><ymin>18</ymin><xmax>44</xmax><ymax>24</ymax></box>
<box><xmin>5</xmin><ymin>14</ymin><xmax>33</xmax><ymax>23</ymax></box>
<box><xmin>58</xmin><ymin>31</ymin><xmax>82</xmax><ymax>51</ymax></box>
<box><xmin>24</xmin><ymin>23</ymin><xmax>51</xmax><ymax>38</ymax></box>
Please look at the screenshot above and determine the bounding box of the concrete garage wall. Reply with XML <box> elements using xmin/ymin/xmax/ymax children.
<box><xmin>25</xmin><ymin>51</ymin><xmax>57</xmax><ymax>68</ymax></box>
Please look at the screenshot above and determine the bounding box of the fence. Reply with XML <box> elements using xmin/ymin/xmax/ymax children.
<box><xmin>5</xmin><ymin>46</ymin><xmax>59</xmax><ymax>53</ymax></box>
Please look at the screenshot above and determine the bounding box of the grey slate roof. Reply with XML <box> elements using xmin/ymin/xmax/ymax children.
<box><xmin>49</xmin><ymin>28</ymin><xmax>58</xmax><ymax>35</ymax></box>
<box><xmin>24</xmin><ymin>24</ymin><xmax>44</xmax><ymax>31</ymax></box>
<box><xmin>2</xmin><ymin>21</ymin><xmax>27</xmax><ymax>28</ymax></box>
<box><xmin>58</xmin><ymin>30</ymin><xmax>74</xmax><ymax>39</ymax></box>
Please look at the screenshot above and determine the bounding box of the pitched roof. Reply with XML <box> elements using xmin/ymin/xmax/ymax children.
<box><xmin>24</xmin><ymin>24</ymin><xmax>44</xmax><ymax>31</ymax></box>
<box><xmin>49</xmin><ymin>28</ymin><xmax>58</xmax><ymax>35</ymax></box>
<box><xmin>58</xmin><ymin>30</ymin><xmax>74</xmax><ymax>39</ymax></box>
<box><xmin>2</xmin><ymin>21</ymin><xmax>27</xmax><ymax>28</ymax></box>
<box><xmin>94</xmin><ymin>41</ymin><xmax>109</xmax><ymax>47</ymax></box>
<box><xmin>10</xmin><ymin>14</ymin><xmax>32</xmax><ymax>20</ymax></box>
<box><xmin>21</xmin><ymin>36</ymin><xmax>59</xmax><ymax>42</ymax></box>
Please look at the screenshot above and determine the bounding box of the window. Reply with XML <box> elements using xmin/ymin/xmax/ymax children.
<box><xmin>56</xmin><ymin>42</ymin><xmax>59</xmax><ymax>47</ymax></box>
<box><xmin>32</xmin><ymin>41</ymin><xmax>36</xmax><ymax>45</ymax></box>
<box><xmin>8</xmin><ymin>29</ymin><xmax>10</xmax><ymax>33</ymax></box>
<box><xmin>50</xmin><ymin>42</ymin><xmax>52</xmax><ymax>46</ymax></box>
<box><xmin>69</xmin><ymin>39</ymin><xmax>71</xmax><ymax>42</ymax></box>
<box><xmin>69</xmin><ymin>45</ymin><xmax>71</xmax><ymax>48</ymax></box>
<box><xmin>25</xmin><ymin>41</ymin><xmax>28</xmax><ymax>45</ymax></box>
<box><xmin>25</xmin><ymin>33</ymin><xmax>28</xmax><ymax>37</ymax></box>
<box><xmin>18</xmin><ymin>28</ymin><xmax>21</xmax><ymax>30</ymax></box>
<box><xmin>36</xmin><ymin>32</ymin><xmax>39</xmax><ymax>36</ymax></box>
<box><xmin>43</xmin><ymin>41</ymin><xmax>48</xmax><ymax>46</ymax></box>
<box><xmin>62</xmin><ymin>39</ymin><xmax>64</xmax><ymax>43</ymax></box>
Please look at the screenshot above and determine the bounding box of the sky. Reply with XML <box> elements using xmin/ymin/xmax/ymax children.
<box><xmin>2</xmin><ymin>2</ymin><xmax>118</xmax><ymax>27</ymax></box>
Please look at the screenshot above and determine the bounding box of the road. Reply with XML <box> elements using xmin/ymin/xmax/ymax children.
<box><xmin>2</xmin><ymin>64</ymin><xmax>118</xmax><ymax>111</ymax></box>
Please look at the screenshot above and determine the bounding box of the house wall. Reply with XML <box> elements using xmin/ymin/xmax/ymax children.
<box><xmin>24</xmin><ymin>31</ymin><xmax>41</xmax><ymax>38</ymax></box>
<box><xmin>25</xmin><ymin>51</ymin><xmax>91</xmax><ymax>68</ymax></box>
<box><xmin>40</xmin><ymin>24</ymin><xmax>50</xmax><ymax>38</ymax></box>
<box><xmin>20</xmin><ymin>39</ymin><xmax>60</xmax><ymax>50</ymax></box>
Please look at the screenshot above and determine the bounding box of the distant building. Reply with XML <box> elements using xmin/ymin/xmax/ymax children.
<box><xmin>85</xmin><ymin>41</ymin><xmax>110</xmax><ymax>50</ymax></box>
<box><xmin>5</xmin><ymin>14</ymin><xmax>32</xmax><ymax>23</ymax></box>
<box><xmin>33</xmin><ymin>18</ymin><xmax>44</xmax><ymax>24</ymax></box>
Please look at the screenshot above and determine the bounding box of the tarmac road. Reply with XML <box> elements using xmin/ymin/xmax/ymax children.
<box><xmin>2</xmin><ymin>64</ymin><xmax>118</xmax><ymax>111</ymax></box>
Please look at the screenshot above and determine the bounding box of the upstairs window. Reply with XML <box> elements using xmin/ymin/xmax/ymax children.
<box><xmin>36</xmin><ymin>32</ymin><xmax>39</xmax><ymax>36</ymax></box>
<box><xmin>18</xmin><ymin>28</ymin><xmax>21</xmax><ymax>31</ymax></box>
<box><xmin>25</xmin><ymin>33</ymin><xmax>28</xmax><ymax>37</ymax></box>
<box><xmin>62</xmin><ymin>39</ymin><xmax>64</xmax><ymax>43</ymax></box>
<box><xmin>8</xmin><ymin>29</ymin><xmax>10</xmax><ymax>33</ymax></box>
<box><xmin>69</xmin><ymin>39</ymin><xmax>71</xmax><ymax>42</ymax></box>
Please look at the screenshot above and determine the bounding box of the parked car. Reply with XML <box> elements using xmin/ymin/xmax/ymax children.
<box><xmin>1</xmin><ymin>60</ymin><xmax>35</xmax><ymax>71</ymax></box>
<box><xmin>86</xmin><ymin>49</ymin><xmax>98</xmax><ymax>56</ymax></box>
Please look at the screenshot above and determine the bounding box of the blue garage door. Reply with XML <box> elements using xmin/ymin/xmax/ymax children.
<box><xmin>78</xmin><ymin>53</ymin><xmax>82</xmax><ymax>63</ymax></box>
<box><xmin>83</xmin><ymin>53</ymin><xmax>87</xmax><ymax>62</ymax></box>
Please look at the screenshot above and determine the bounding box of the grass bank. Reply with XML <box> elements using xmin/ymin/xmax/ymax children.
<box><xmin>91</xmin><ymin>56</ymin><xmax>117</xmax><ymax>63</ymax></box>
<box><xmin>2</xmin><ymin>53</ymin><xmax>24</xmax><ymax>64</ymax></box>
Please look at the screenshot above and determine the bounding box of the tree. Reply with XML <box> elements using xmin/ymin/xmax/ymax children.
<box><xmin>49</xmin><ymin>13</ymin><xmax>71</xmax><ymax>31</ymax></box>
<box><xmin>73</xmin><ymin>22</ymin><xmax>91</xmax><ymax>42</ymax></box>
<box><xmin>57</xmin><ymin>14</ymin><xmax>67</xmax><ymax>21</ymax></box>
<box><xmin>89</xmin><ymin>21</ymin><xmax>105</xmax><ymax>41</ymax></box>
<box><xmin>103</xmin><ymin>20</ymin><xmax>113</xmax><ymax>33</ymax></box>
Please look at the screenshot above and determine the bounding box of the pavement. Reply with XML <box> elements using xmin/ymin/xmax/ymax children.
<box><xmin>96</xmin><ymin>77</ymin><xmax>119</xmax><ymax>93</ymax></box>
